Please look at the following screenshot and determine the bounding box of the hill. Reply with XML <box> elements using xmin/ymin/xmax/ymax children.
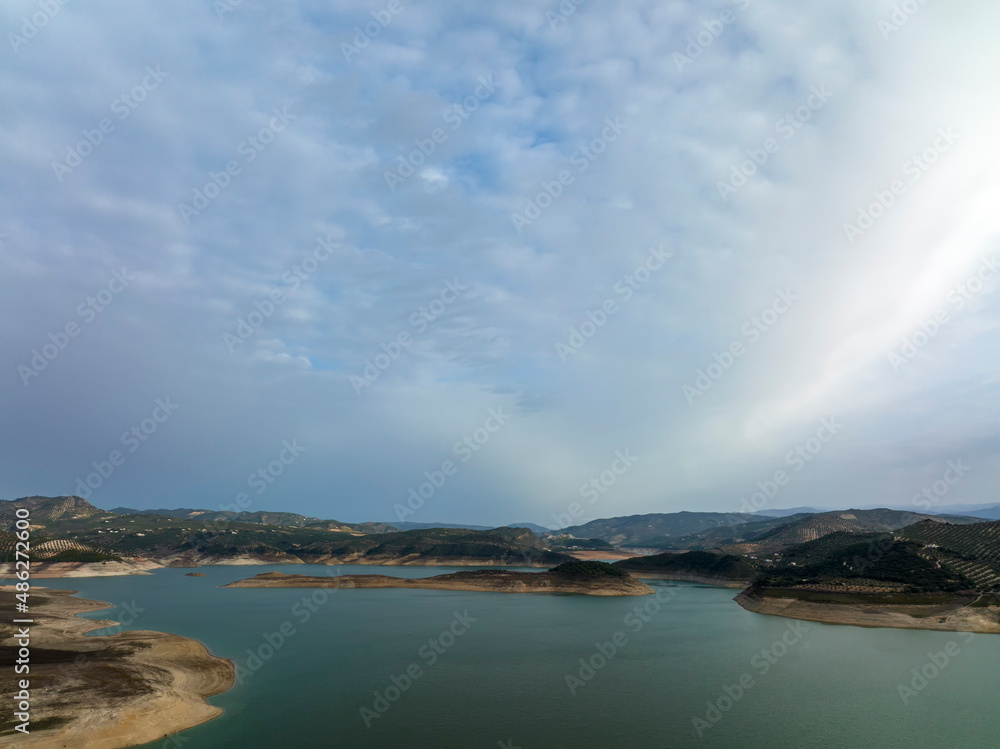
<box><xmin>641</xmin><ymin>514</ymin><xmax>813</xmax><ymax>550</ymax></box>
<box><xmin>1</xmin><ymin>495</ymin><xmax>111</xmax><ymax>525</ymax></box>
<box><xmin>718</xmin><ymin>509</ymin><xmax>981</xmax><ymax>556</ymax></box>
<box><xmin>760</xmin><ymin>533</ymin><xmax>976</xmax><ymax>593</ymax></box>
<box><xmin>0</xmin><ymin>497</ymin><xmax>570</xmax><ymax>568</ymax></box>
<box><xmin>615</xmin><ymin>550</ymin><xmax>756</xmax><ymax>587</ymax></box>
<box><xmin>560</xmin><ymin>512</ymin><xmax>759</xmax><ymax>547</ymax></box>
<box><xmin>111</xmin><ymin>506</ymin><xmax>395</xmax><ymax>534</ymax></box>
<box><xmin>900</xmin><ymin>519</ymin><xmax>1000</xmax><ymax>562</ymax></box>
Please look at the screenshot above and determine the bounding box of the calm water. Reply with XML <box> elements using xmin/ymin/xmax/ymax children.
<box><xmin>47</xmin><ymin>565</ymin><xmax>999</xmax><ymax>748</ymax></box>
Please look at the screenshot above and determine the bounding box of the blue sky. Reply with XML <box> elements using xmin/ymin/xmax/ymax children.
<box><xmin>2</xmin><ymin>0</ymin><xmax>999</xmax><ymax>526</ymax></box>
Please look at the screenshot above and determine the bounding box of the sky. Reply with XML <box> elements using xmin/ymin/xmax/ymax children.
<box><xmin>2</xmin><ymin>0</ymin><xmax>999</xmax><ymax>527</ymax></box>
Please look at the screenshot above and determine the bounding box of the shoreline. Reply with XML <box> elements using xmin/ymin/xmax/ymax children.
<box><xmin>735</xmin><ymin>589</ymin><xmax>1000</xmax><ymax>634</ymax></box>
<box><xmin>1</xmin><ymin>555</ymin><xmax>563</xmax><ymax>579</ymax></box>
<box><xmin>625</xmin><ymin>571</ymin><xmax>752</xmax><ymax>589</ymax></box>
<box><xmin>0</xmin><ymin>586</ymin><xmax>234</xmax><ymax>748</ymax></box>
<box><xmin>224</xmin><ymin>570</ymin><xmax>655</xmax><ymax>596</ymax></box>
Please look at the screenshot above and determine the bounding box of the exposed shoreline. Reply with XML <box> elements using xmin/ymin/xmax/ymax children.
<box><xmin>224</xmin><ymin>569</ymin><xmax>655</xmax><ymax>596</ymax></box>
<box><xmin>0</xmin><ymin>586</ymin><xmax>234</xmax><ymax>748</ymax></box>
<box><xmin>0</xmin><ymin>560</ymin><xmax>161</xmax><ymax>578</ymax></box>
<box><xmin>735</xmin><ymin>589</ymin><xmax>1000</xmax><ymax>634</ymax></box>
<box><xmin>1</xmin><ymin>554</ymin><xmax>562</xmax><ymax>579</ymax></box>
<box><xmin>625</xmin><ymin>571</ymin><xmax>753</xmax><ymax>589</ymax></box>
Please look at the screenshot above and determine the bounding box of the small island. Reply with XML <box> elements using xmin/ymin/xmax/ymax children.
<box><xmin>225</xmin><ymin>561</ymin><xmax>654</xmax><ymax>596</ymax></box>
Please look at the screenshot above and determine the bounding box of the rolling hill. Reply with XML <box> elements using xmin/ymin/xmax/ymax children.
<box><xmin>560</xmin><ymin>512</ymin><xmax>759</xmax><ymax>547</ymax></box>
<box><xmin>641</xmin><ymin>513</ymin><xmax>814</xmax><ymax>550</ymax></box>
<box><xmin>0</xmin><ymin>496</ymin><xmax>570</xmax><ymax>567</ymax></box>
<box><xmin>111</xmin><ymin>506</ymin><xmax>396</xmax><ymax>534</ymax></box>
<box><xmin>718</xmin><ymin>509</ymin><xmax>982</xmax><ymax>556</ymax></box>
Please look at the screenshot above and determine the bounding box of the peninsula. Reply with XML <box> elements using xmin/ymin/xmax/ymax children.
<box><xmin>0</xmin><ymin>586</ymin><xmax>233</xmax><ymax>748</ymax></box>
<box><xmin>225</xmin><ymin>561</ymin><xmax>655</xmax><ymax>596</ymax></box>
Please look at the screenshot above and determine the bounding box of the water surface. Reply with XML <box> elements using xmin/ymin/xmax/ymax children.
<box><xmin>54</xmin><ymin>565</ymin><xmax>1000</xmax><ymax>748</ymax></box>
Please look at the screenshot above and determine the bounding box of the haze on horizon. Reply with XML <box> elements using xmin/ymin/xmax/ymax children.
<box><xmin>2</xmin><ymin>0</ymin><xmax>999</xmax><ymax>527</ymax></box>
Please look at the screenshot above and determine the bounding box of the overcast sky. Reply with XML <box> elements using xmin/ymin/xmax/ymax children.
<box><xmin>2</xmin><ymin>0</ymin><xmax>999</xmax><ymax>527</ymax></box>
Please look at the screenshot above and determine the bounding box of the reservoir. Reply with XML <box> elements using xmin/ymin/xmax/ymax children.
<box><xmin>61</xmin><ymin>565</ymin><xmax>998</xmax><ymax>748</ymax></box>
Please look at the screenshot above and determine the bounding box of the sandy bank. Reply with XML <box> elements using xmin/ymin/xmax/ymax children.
<box><xmin>567</xmin><ymin>550</ymin><xmax>641</xmax><ymax>562</ymax></box>
<box><xmin>735</xmin><ymin>590</ymin><xmax>1000</xmax><ymax>634</ymax></box>
<box><xmin>0</xmin><ymin>587</ymin><xmax>234</xmax><ymax>748</ymax></box>
<box><xmin>0</xmin><ymin>560</ymin><xmax>162</xmax><ymax>579</ymax></box>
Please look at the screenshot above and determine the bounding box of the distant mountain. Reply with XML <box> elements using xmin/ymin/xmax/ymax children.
<box><xmin>506</xmin><ymin>522</ymin><xmax>553</xmax><ymax>534</ymax></box>
<box><xmin>842</xmin><ymin>503</ymin><xmax>1000</xmax><ymax>521</ymax></box>
<box><xmin>561</xmin><ymin>512</ymin><xmax>759</xmax><ymax>547</ymax></box>
<box><xmin>389</xmin><ymin>522</ymin><xmax>492</xmax><ymax>531</ymax></box>
<box><xmin>643</xmin><ymin>513</ymin><xmax>815</xmax><ymax>550</ymax></box>
<box><xmin>925</xmin><ymin>504</ymin><xmax>1000</xmax><ymax>521</ymax></box>
<box><xmin>752</xmin><ymin>507</ymin><xmax>826</xmax><ymax>518</ymax></box>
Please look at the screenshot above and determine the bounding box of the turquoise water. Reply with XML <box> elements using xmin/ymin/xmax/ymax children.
<box><xmin>51</xmin><ymin>565</ymin><xmax>999</xmax><ymax>748</ymax></box>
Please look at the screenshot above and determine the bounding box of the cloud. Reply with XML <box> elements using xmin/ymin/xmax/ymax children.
<box><xmin>2</xmin><ymin>0</ymin><xmax>999</xmax><ymax>524</ymax></box>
